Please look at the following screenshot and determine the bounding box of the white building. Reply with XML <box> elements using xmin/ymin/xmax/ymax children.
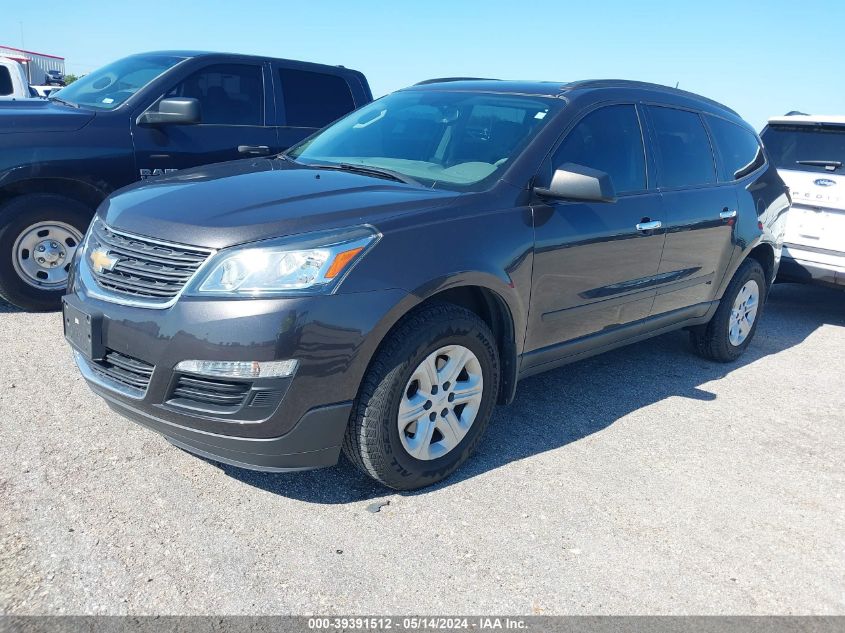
<box><xmin>0</xmin><ymin>45</ymin><xmax>65</xmax><ymax>84</ymax></box>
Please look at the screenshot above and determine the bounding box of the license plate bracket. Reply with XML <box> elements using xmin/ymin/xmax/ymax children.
<box><xmin>63</xmin><ymin>301</ymin><xmax>104</xmax><ymax>360</ymax></box>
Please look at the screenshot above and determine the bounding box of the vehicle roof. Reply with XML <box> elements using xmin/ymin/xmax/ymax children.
<box><xmin>405</xmin><ymin>78</ymin><xmax>740</xmax><ymax>118</ymax></box>
<box><xmin>127</xmin><ymin>50</ymin><xmax>362</xmax><ymax>74</ymax></box>
<box><xmin>767</xmin><ymin>114</ymin><xmax>845</xmax><ymax>127</ymax></box>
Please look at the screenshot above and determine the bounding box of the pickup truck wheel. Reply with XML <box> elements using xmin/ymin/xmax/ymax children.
<box><xmin>690</xmin><ymin>258</ymin><xmax>767</xmax><ymax>362</ymax></box>
<box><xmin>343</xmin><ymin>303</ymin><xmax>500</xmax><ymax>490</ymax></box>
<box><xmin>0</xmin><ymin>194</ymin><xmax>91</xmax><ymax>312</ymax></box>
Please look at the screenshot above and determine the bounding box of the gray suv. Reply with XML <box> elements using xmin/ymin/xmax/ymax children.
<box><xmin>64</xmin><ymin>79</ymin><xmax>790</xmax><ymax>489</ymax></box>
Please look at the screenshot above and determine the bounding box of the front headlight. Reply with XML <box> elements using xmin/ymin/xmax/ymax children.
<box><xmin>187</xmin><ymin>225</ymin><xmax>380</xmax><ymax>297</ymax></box>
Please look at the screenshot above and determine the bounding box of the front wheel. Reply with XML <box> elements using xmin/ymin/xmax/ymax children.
<box><xmin>690</xmin><ymin>258</ymin><xmax>767</xmax><ymax>362</ymax></box>
<box><xmin>343</xmin><ymin>303</ymin><xmax>500</xmax><ymax>490</ymax></box>
<box><xmin>0</xmin><ymin>194</ymin><xmax>92</xmax><ymax>311</ymax></box>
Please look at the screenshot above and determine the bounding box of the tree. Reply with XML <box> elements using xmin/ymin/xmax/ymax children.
<box><xmin>63</xmin><ymin>74</ymin><xmax>79</xmax><ymax>85</ymax></box>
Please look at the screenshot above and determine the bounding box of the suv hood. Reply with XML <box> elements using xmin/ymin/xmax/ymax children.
<box><xmin>100</xmin><ymin>159</ymin><xmax>460</xmax><ymax>249</ymax></box>
<box><xmin>0</xmin><ymin>99</ymin><xmax>95</xmax><ymax>134</ymax></box>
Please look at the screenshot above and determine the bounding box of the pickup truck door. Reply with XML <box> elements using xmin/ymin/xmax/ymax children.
<box><xmin>131</xmin><ymin>61</ymin><xmax>282</xmax><ymax>177</ymax></box>
<box><xmin>270</xmin><ymin>62</ymin><xmax>362</xmax><ymax>150</ymax></box>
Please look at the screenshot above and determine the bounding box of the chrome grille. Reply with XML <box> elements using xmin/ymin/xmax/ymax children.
<box><xmin>87</xmin><ymin>221</ymin><xmax>212</xmax><ymax>302</ymax></box>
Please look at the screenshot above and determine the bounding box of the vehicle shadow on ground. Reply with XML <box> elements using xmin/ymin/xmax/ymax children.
<box><xmin>220</xmin><ymin>283</ymin><xmax>845</xmax><ymax>504</ymax></box>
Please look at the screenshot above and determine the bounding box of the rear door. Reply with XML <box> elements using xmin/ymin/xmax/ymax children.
<box><xmin>524</xmin><ymin>103</ymin><xmax>666</xmax><ymax>359</ymax></box>
<box><xmin>271</xmin><ymin>64</ymin><xmax>359</xmax><ymax>150</ymax></box>
<box><xmin>761</xmin><ymin>122</ymin><xmax>845</xmax><ymax>256</ymax></box>
<box><xmin>131</xmin><ymin>61</ymin><xmax>281</xmax><ymax>175</ymax></box>
<box><xmin>645</xmin><ymin>105</ymin><xmax>737</xmax><ymax>315</ymax></box>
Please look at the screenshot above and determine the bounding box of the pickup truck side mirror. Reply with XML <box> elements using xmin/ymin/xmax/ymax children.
<box><xmin>137</xmin><ymin>97</ymin><xmax>201</xmax><ymax>126</ymax></box>
<box><xmin>534</xmin><ymin>163</ymin><xmax>617</xmax><ymax>203</ymax></box>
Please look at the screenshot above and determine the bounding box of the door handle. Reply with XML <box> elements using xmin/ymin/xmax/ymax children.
<box><xmin>635</xmin><ymin>220</ymin><xmax>662</xmax><ymax>231</ymax></box>
<box><xmin>238</xmin><ymin>145</ymin><xmax>271</xmax><ymax>155</ymax></box>
<box><xmin>720</xmin><ymin>208</ymin><xmax>738</xmax><ymax>220</ymax></box>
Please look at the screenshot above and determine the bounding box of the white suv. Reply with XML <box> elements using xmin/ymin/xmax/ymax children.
<box><xmin>762</xmin><ymin>114</ymin><xmax>845</xmax><ymax>289</ymax></box>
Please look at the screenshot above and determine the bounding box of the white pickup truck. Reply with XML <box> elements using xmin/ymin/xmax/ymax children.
<box><xmin>762</xmin><ymin>114</ymin><xmax>845</xmax><ymax>289</ymax></box>
<box><xmin>0</xmin><ymin>57</ymin><xmax>37</xmax><ymax>100</ymax></box>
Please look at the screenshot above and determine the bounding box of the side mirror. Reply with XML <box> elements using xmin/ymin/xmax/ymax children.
<box><xmin>534</xmin><ymin>163</ymin><xmax>617</xmax><ymax>203</ymax></box>
<box><xmin>137</xmin><ymin>97</ymin><xmax>201</xmax><ymax>126</ymax></box>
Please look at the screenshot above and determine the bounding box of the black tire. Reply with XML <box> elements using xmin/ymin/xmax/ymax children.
<box><xmin>343</xmin><ymin>302</ymin><xmax>500</xmax><ymax>490</ymax></box>
<box><xmin>0</xmin><ymin>194</ymin><xmax>92</xmax><ymax>312</ymax></box>
<box><xmin>690</xmin><ymin>258</ymin><xmax>767</xmax><ymax>362</ymax></box>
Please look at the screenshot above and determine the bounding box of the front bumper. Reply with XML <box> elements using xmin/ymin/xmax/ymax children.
<box><xmin>778</xmin><ymin>244</ymin><xmax>845</xmax><ymax>288</ymax></box>
<box><xmin>64</xmin><ymin>285</ymin><xmax>409</xmax><ymax>471</ymax></box>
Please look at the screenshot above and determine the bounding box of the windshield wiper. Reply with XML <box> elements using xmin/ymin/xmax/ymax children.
<box><xmin>796</xmin><ymin>159</ymin><xmax>842</xmax><ymax>171</ymax></box>
<box><xmin>338</xmin><ymin>163</ymin><xmax>420</xmax><ymax>186</ymax></box>
<box><xmin>300</xmin><ymin>161</ymin><xmax>419</xmax><ymax>186</ymax></box>
<box><xmin>49</xmin><ymin>95</ymin><xmax>79</xmax><ymax>109</ymax></box>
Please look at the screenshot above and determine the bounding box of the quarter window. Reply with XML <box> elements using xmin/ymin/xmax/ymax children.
<box><xmin>708</xmin><ymin>116</ymin><xmax>765</xmax><ymax>180</ymax></box>
<box><xmin>648</xmin><ymin>106</ymin><xmax>716</xmax><ymax>188</ymax></box>
<box><xmin>279</xmin><ymin>68</ymin><xmax>355</xmax><ymax>128</ymax></box>
<box><xmin>553</xmin><ymin>104</ymin><xmax>647</xmax><ymax>194</ymax></box>
<box><xmin>166</xmin><ymin>64</ymin><xmax>264</xmax><ymax>126</ymax></box>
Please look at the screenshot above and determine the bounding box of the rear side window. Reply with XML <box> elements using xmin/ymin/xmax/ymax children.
<box><xmin>648</xmin><ymin>106</ymin><xmax>716</xmax><ymax>188</ymax></box>
<box><xmin>708</xmin><ymin>116</ymin><xmax>765</xmax><ymax>180</ymax></box>
<box><xmin>552</xmin><ymin>104</ymin><xmax>647</xmax><ymax>194</ymax></box>
<box><xmin>166</xmin><ymin>63</ymin><xmax>264</xmax><ymax>126</ymax></box>
<box><xmin>279</xmin><ymin>68</ymin><xmax>355</xmax><ymax>128</ymax></box>
<box><xmin>0</xmin><ymin>67</ymin><xmax>13</xmax><ymax>96</ymax></box>
<box><xmin>761</xmin><ymin>124</ymin><xmax>845</xmax><ymax>175</ymax></box>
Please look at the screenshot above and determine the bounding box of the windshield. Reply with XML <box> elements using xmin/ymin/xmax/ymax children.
<box><xmin>287</xmin><ymin>90</ymin><xmax>558</xmax><ymax>190</ymax></box>
<box><xmin>51</xmin><ymin>54</ymin><xmax>185</xmax><ymax>110</ymax></box>
<box><xmin>762</xmin><ymin>124</ymin><xmax>845</xmax><ymax>174</ymax></box>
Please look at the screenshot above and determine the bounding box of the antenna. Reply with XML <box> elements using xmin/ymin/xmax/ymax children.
<box><xmin>675</xmin><ymin>81</ymin><xmax>679</xmax><ymax>89</ymax></box>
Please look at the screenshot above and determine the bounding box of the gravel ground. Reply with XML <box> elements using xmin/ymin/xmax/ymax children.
<box><xmin>0</xmin><ymin>282</ymin><xmax>843</xmax><ymax>615</ymax></box>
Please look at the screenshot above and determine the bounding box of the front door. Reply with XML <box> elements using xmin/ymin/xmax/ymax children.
<box><xmin>131</xmin><ymin>62</ymin><xmax>281</xmax><ymax>178</ymax></box>
<box><xmin>524</xmin><ymin>104</ymin><xmax>666</xmax><ymax>362</ymax></box>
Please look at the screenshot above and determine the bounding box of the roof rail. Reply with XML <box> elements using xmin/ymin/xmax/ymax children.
<box><xmin>564</xmin><ymin>79</ymin><xmax>739</xmax><ymax>116</ymax></box>
<box><xmin>414</xmin><ymin>77</ymin><xmax>497</xmax><ymax>86</ymax></box>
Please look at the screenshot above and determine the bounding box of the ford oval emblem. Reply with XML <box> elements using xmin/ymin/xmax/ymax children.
<box><xmin>814</xmin><ymin>178</ymin><xmax>836</xmax><ymax>187</ymax></box>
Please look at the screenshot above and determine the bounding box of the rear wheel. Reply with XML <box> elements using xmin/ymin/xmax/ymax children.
<box><xmin>690</xmin><ymin>258</ymin><xmax>767</xmax><ymax>362</ymax></box>
<box><xmin>0</xmin><ymin>194</ymin><xmax>91</xmax><ymax>311</ymax></box>
<box><xmin>343</xmin><ymin>303</ymin><xmax>500</xmax><ymax>490</ymax></box>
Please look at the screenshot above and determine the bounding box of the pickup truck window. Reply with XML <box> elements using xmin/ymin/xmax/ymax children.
<box><xmin>279</xmin><ymin>68</ymin><xmax>355</xmax><ymax>128</ymax></box>
<box><xmin>52</xmin><ymin>54</ymin><xmax>184</xmax><ymax>110</ymax></box>
<box><xmin>163</xmin><ymin>63</ymin><xmax>264</xmax><ymax>126</ymax></box>
<box><xmin>0</xmin><ymin>67</ymin><xmax>12</xmax><ymax>96</ymax></box>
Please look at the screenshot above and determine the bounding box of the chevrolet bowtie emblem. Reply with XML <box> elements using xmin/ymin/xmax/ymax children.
<box><xmin>89</xmin><ymin>248</ymin><xmax>119</xmax><ymax>273</ymax></box>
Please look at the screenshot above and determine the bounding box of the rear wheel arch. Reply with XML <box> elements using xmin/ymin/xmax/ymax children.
<box><xmin>745</xmin><ymin>242</ymin><xmax>776</xmax><ymax>287</ymax></box>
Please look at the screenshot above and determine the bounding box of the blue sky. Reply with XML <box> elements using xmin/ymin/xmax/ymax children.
<box><xmin>2</xmin><ymin>0</ymin><xmax>842</xmax><ymax>130</ymax></box>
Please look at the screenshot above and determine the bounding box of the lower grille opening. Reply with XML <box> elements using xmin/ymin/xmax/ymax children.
<box><xmin>88</xmin><ymin>350</ymin><xmax>154</xmax><ymax>396</ymax></box>
<box><xmin>168</xmin><ymin>374</ymin><xmax>252</xmax><ymax>414</ymax></box>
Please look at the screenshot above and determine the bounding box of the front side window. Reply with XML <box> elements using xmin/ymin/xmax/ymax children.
<box><xmin>552</xmin><ymin>104</ymin><xmax>647</xmax><ymax>194</ymax></box>
<box><xmin>51</xmin><ymin>54</ymin><xmax>184</xmax><ymax>110</ymax></box>
<box><xmin>0</xmin><ymin>67</ymin><xmax>12</xmax><ymax>96</ymax></box>
<box><xmin>164</xmin><ymin>63</ymin><xmax>264</xmax><ymax>126</ymax></box>
<box><xmin>708</xmin><ymin>116</ymin><xmax>765</xmax><ymax>180</ymax></box>
<box><xmin>279</xmin><ymin>68</ymin><xmax>355</xmax><ymax>128</ymax></box>
<box><xmin>761</xmin><ymin>124</ymin><xmax>845</xmax><ymax>174</ymax></box>
<box><xmin>287</xmin><ymin>90</ymin><xmax>558</xmax><ymax>190</ymax></box>
<box><xmin>648</xmin><ymin>106</ymin><xmax>716</xmax><ymax>188</ymax></box>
